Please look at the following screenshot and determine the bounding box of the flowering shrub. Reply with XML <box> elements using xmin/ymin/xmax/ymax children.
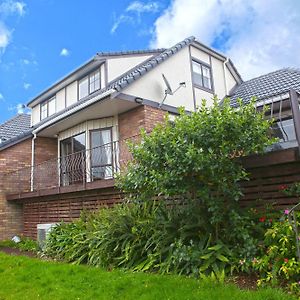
<box><xmin>253</xmin><ymin>212</ymin><xmax>300</xmax><ymax>295</ymax></box>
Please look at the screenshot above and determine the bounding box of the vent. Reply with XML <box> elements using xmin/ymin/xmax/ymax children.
<box><xmin>37</xmin><ymin>223</ymin><xmax>56</xmax><ymax>249</ymax></box>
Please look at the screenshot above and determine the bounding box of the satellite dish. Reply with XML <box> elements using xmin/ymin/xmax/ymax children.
<box><xmin>159</xmin><ymin>74</ymin><xmax>186</xmax><ymax>108</ymax></box>
<box><xmin>162</xmin><ymin>74</ymin><xmax>173</xmax><ymax>96</ymax></box>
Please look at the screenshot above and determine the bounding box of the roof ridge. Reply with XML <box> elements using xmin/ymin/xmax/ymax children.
<box><xmin>96</xmin><ymin>48</ymin><xmax>166</xmax><ymax>57</ymax></box>
<box><xmin>110</xmin><ymin>36</ymin><xmax>196</xmax><ymax>92</ymax></box>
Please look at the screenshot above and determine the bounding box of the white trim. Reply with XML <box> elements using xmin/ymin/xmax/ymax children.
<box><xmin>254</xmin><ymin>92</ymin><xmax>290</xmax><ymax>107</ymax></box>
<box><xmin>33</xmin><ymin>89</ymin><xmax>115</xmax><ymax>135</ymax></box>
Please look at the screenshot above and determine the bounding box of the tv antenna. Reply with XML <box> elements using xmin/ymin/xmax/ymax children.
<box><xmin>159</xmin><ymin>74</ymin><xmax>186</xmax><ymax>108</ymax></box>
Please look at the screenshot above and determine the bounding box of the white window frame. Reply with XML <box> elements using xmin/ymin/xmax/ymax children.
<box><xmin>40</xmin><ymin>96</ymin><xmax>56</xmax><ymax>120</ymax></box>
<box><xmin>78</xmin><ymin>68</ymin><xmax>101</xmax><ymax>100</ymax></box>
<box><xmin>192</xmin><ymin>59</ymin><xmax>213</xmax><ymax>92</ymax></box>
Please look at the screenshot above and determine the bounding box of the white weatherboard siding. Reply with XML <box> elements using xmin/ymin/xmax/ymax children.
<box><xmin>211</xmin><ymin>56</ymin><xmax>226</xmax><ymax>99</ymax></box>
<box><xmin>225</xmin><ymin>67</ymin><xmax>238</xmax><ymax>93</ymax></box>
<box><xmin>58</xmin><ymin>116</ymin><xmax>119</xmax><ymax>149</ymax></box>
<box><xmin>107</xmin><ymin>55</ymin><xmax>152</xmax><ymax>82</ymax></box>
<box><xmin>100</xmin><ymin>63</ymin><xmax>106</xmax><ymax>88</ymax></box>
<box><xmin>122</xmin><ymin>47</ymin><xmax>195</xmax><ymax>111</ymax></box>
<box><xmin>66</xmin><ymin>81</ymin><xmax>78</xmax><ymax>107</ymax></box>
<box><xmin>31</xmin><ymin>105</ymin><xmax>40</xmax><ymax>126</ymax></box>
<box><xmin>56</xmin><ymin>88</ymin><xmax>66</xmax><ymax>112</ymax></box>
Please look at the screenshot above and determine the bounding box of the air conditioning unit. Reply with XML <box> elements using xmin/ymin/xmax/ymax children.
<box><xmin>37</xmin><ymin>223</ymin><xmax>56</xmax><ymax>249</ymax></box>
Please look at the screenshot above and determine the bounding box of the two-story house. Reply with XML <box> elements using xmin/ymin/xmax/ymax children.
<box><xmin>1</xmin><ymin>36</ymin><xmax>300</xmax><ymax>240</ymax></box>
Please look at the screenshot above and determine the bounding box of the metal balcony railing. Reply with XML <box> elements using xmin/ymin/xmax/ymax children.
<box><xmin>3</xmin><ymin>140</ymin><xmax>133</xmax><ymax>195</ymax></box>
<box><xmin>262</xmin><ymin>89</ymin><xmax>300</xmax><ymax>152</ymax></box>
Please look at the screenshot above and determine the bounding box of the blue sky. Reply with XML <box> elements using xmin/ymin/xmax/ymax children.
<box><xmin>0</xmin><ymin>0</ymin><xmax>300</xmax><ymax>123</ymax></box>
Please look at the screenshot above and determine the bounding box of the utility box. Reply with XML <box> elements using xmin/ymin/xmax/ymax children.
<box><xmin>37</xmin><ymin>223</ymin><xmax>56</xmax><ymax>249</ymax></box>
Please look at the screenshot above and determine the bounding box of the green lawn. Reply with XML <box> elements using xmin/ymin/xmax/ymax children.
<box><xmin>0</xmin><ymin>252</ymin><xmax>295</xmax><ymax>300</ymax></box>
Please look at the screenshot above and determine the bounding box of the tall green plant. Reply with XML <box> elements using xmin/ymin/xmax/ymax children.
<box><xmin>117</xmin><ymin>98</ymin><xmax>275</xmax><ymax>239</ymax></box>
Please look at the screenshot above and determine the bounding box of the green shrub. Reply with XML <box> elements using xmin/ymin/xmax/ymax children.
<box><xmin>0</xmin><ymin>238</ymin><xmax>38</xmax><ymax>252</ymax></box>
<box><xmin>253</xmin><ymin>213</ymin><xmax>300</xmax><ymax>295</ymax></box>
<box><xmin>45</xmin><ymin>99</ymin><xmax>276</xmax><ymax>283</ymax></box>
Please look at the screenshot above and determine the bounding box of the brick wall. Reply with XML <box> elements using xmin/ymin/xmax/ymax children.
<box><xmin>0</xmin><ymin>193</ymin><xmax>23</xmax><ymax>240</ymax></box>
<box><xmin>34</xmin><ymin>137</ymin><xmax>58</xmax><ymax>165</ymax></box>
<box><xmin>0</xmin><ymin>138</ymin><xmax>32</xmax><ymax>239</ymax></box>
<box><xmin>118</xmin><ymin>105</ymin><xmax>166</xmax><ymax>166</ymax></box>
<box><xmin>0</xmin><ymin>136</ymin><xmax>58</xmax><ymax>240</ymax></box>
<box><xmin>119</xmin><ymin>105</ymin><xmax>166</xmax><ymax>141</ymax></box>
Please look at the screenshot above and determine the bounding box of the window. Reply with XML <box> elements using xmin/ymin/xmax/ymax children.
<box><xmin>41</xmin><ymin>102</ymin><xmax>48</xmax><ymax>120</ymax></box>
<box><xmin>48</xmin><ymin>97</ymin><xmax>56</xmax><ymax>116</ymax></box>
<box><xmin>90</xmin><ymin>128</ymin><xmax>113</xmax><ymax>180</ymax></box>
<box><xmin>79</xmin><ymin>77</ymin><xmax>89</xmax><ymax>99</ymax></box>
<box><xmin>89</xmin><ymin>70</ymin><xmax>100</xmax><ymax>94</ymax></box>
<box><xmin>271</xmin><ymin>118</ymin><xmax>296</xmax><ymax>142</ymax></box>
<box><xmin>192</xmin><ymin>60</ymin><xmax>212</xmax><ymax>90</ymax></box>
<box><xmin>60</xmin><ymin>132</ymin><xmax>86</xmax><ymax>186</ymax></box>
<box><xmin>40</xmin><ymin>97</ymin><xmax>56</xmax><ymax>120</ymax></box>
<box><xmin>78</xmin><ymin>69</ymin><xmax>101</xmax><ymax>100</ymax></box>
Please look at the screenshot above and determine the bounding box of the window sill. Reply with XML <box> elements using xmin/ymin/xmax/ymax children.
<box><xmin>193</xmin><ymin>84</ymin><xmax>214</xmax><ymax>94</ymax></box>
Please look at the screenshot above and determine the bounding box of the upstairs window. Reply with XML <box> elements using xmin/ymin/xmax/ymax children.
<box><xmin>89</xmin><ymin>70</ymin><xmax>100</xmax><ymax>93</ymax></box>
<box><xmin>192</xmin><ymin>60</ymin><xmax>212</xmax><ymax>91</ymax></box>
<box><xmin>78</xmin><ymin>69</ymin><xmax>101</xmax><ymax>100</ymax></box>
<box><xmin>41</xmin><ymin>97</ymin><xmax>56</xmax><ymax>120</ymax></box>
<box><xmin>79</xmin><ymin>77</ymin><xmax>89</xmax><ymax>99</ymax></box>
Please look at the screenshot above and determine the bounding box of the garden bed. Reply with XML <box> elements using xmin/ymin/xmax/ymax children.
<box><xmin>0</xmin><ymin>246</ymin><xmax>36</xmax><ymax>257</ymax></box>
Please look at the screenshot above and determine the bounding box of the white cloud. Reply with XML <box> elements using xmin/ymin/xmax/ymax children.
<box><xmin>150</xmin><ymin>0</ymin><xmax>300</xmax><ymax>79</ymax></box>
<box><xmin>0</xmin><ymin>0</ymin><xmax>26</xmax><ymax>16</ymax></box>
<box><xmin>126</xmin><ymin>1</ymin><xmax>159</xmax><ymax>14</ymax></box>
<box><xmin>21</xmin><ymin>58</ymin><xmax>29</xmax><ymax>64</ymax></box>
<box><xmin>60</xmin><ymin>48</ymin><xmax>70</xmax><ymax>57</ymax></box>
<box><xmin>0</xmin><ymin>1</ymin><xmax>26</xmax><ymax>53</ymax></box>
<box><xmin>0</xmin><ymin>21</ymin><xmax>11</xmax><ymax>51</ymax></box>
<box><xmin>111</xmin><ymin>14</ymin><xmax>133</xmax><ymax>34</ymax></box>
<box><xmin>111</xmin><ymin>1</ymin><xmax>159</xmax><ymax>34</ymax></box>
<box><xmin>0</xmin><ymin>93</ymin><xmax>4</xmax><ymax>101</ymax></box>
<box><xmin>23</xmin><ymin>82</ymin><xmax>30</xmax><ymax>89</ymax></box>
<box><xmin>16</xmin><ymin>103</ymin><xmax>25</xmax><ymax>113</ymax></box>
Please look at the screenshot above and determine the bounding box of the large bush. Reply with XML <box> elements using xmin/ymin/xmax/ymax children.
<box><xmin>118</xmin><ymin>99</ymin><xmax>274</xmax><ymax>239</ymax></box>
<box><xmin>46</xmin><ymin>99</ymin><xmax>275</xmax><ymax>279</ymax></box>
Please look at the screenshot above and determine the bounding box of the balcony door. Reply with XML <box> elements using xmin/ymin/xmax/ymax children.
<box><xmin>60</xmin><ymin>132</ymin><xmax>86</xmax><ymax>186</ymax></box>
<box><xmin>90</xmin><ymin>128</ymin><xmax>113</xmax><ymax>180</ymax></box>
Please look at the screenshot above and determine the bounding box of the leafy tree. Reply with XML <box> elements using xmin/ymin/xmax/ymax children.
<box><xmin>117</xmin><ymin>98</ymin><xmax>275</xmax><ymax>240</ymax></box>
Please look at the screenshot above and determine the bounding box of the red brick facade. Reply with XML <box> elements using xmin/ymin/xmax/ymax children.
<box><xmin>119</xmin><ymin>105</ymin><xmax>166</xmax><ymax>141</ymax></box>
<box><xmin>0</xmin><ymin>137</ymin><xmax>58</xmax><ymax>240</ymax></box>
<box><xmin>118</xmin><ymin>105</ymin><xmax>166</xmax><ymax>166</ymax></box>
<box><xmin>1</xmin><ymin>105</ymin><xmax>167</xmax><ymax>239</ymax></box>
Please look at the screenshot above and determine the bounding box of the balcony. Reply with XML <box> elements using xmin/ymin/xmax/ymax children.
<box><xmin>4</xmin><ymin>90</ymin><xmax>300</xmax><ymax>200</ymax></box>
<box><xmin>4</xmin><ymin>140</ymin><xmax>132</xmax><ymax>199</ymax></box>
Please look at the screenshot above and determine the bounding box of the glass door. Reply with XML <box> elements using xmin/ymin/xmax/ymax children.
<box><xmin>60</xmin><ymin>133</ymin><xmax>86</xmax><ymax>186</ymax></box>
<box><xmin>90</xmin><ymin>128</ymin><xmax>113</xmax><ymax>180</ymax></box>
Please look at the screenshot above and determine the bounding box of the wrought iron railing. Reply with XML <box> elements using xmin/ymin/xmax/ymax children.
<box><xmin>3</xmin><ymin>140</ymin><xmax>133</xmax><ymax>195</ymax></box>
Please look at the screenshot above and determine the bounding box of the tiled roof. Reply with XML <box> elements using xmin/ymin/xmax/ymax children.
<box><xmin>34</xmin><ymin>36</ymin><xmax>196</xmax><ymax>128</ymax></box>
<box><xmin>96</xmin><ymin>48</ymin><xmax>166</xmax><ymax>57</ymax></box>
<box><xmin>104</xmin><ymin>36</ymin><xmax>196</xmax><ymax>92</ymax></box>
<box><xmin>0</xmin><ymin>114</ymin><xmax>31</xmax><ymax>143</ymax></box>
<box><xmin>229</xmin><ymin>68</ymin><xmax>300</xmax><ymax>106</ymax></box>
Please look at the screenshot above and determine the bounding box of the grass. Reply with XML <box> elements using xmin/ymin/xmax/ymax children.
<box><xmin>0</xmin><ymin>252</ymin><xmax>295</xmax><ymax>300</ymax></box>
